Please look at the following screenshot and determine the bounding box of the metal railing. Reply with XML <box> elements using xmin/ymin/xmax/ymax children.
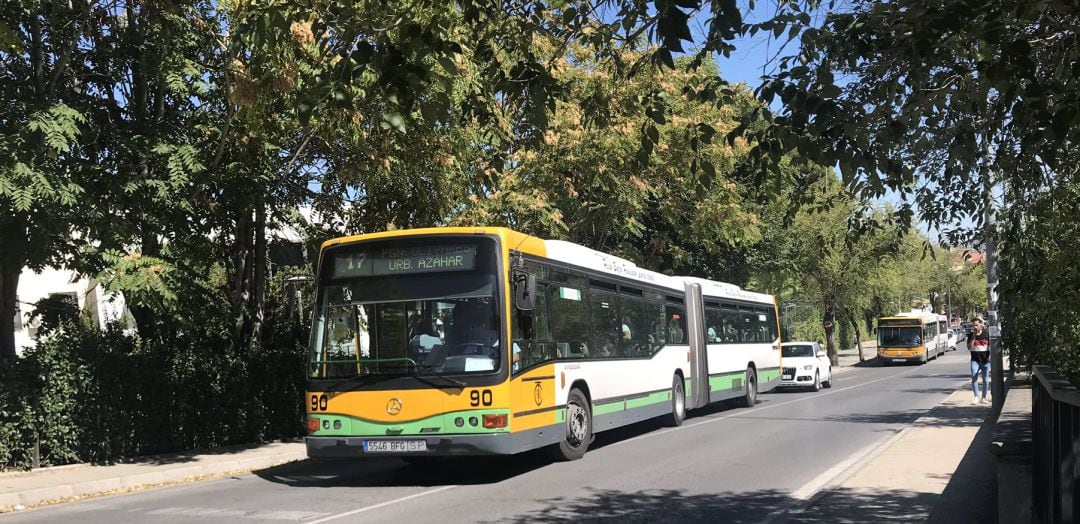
<box><xmin>1033</xmin><ymin>365</ymin><xmax>1080</xmax><ymax>523</ymax></box>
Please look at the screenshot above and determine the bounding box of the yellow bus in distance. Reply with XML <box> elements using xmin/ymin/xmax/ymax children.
<box><xmin>876</xmin><ymin>311</ymin><xmax>948</xmax><ymax>365</ymax></box>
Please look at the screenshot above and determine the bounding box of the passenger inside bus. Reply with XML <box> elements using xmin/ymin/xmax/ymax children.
<box><xmin>667</xmin><ymin>317</ymin><xmax>684</xmax><ymax>344</ymax></box>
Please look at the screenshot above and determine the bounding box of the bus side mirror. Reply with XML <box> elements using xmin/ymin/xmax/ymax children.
<box><xmin>513</xmin><ymin>272</ymin><xmax>537</xmax><ymax>311</ymax></box>
<box><xmin>872</xmin><ymin>327</ymin><xmax>877</xmax><ymax>335</ymax></box>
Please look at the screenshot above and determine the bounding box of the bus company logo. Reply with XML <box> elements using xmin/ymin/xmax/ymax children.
<box><xmin>386</xmin><ymin>398</ymin><xmax>403</xmax><ymax>416</ymax></box>
<box><xmin>534</xmin><ymin>382</ymin><xmax>543</xmax><ymax>406</ymax></box>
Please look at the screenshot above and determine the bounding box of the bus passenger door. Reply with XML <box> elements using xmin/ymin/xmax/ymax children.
<box><xmin>684</xmin><ymin>282</ymin><xmax>709</xmax><ymax>409</ymax></box>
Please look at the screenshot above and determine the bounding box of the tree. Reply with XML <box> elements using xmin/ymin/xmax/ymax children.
<box><xmin>773</xmin><ymin>180</ymin><xmax>900</xmax><ymax>364</ymax></box>
<box><xmin>726</xmin><ymin>0</ymin><xmax>1079</xmax><ymax>375</ymax></box>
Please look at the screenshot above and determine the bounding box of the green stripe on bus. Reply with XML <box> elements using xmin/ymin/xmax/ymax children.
<box><xmin>307</xmin><ymin>408</ymin><xmax>511</xmax><ymax>436</ymax></box>
<box><xmin>591</xmin><ymin>389</ymin><xmax>671</xmax><ymax>415</ymax></box>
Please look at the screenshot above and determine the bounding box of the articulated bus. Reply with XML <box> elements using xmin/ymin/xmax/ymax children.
<box><xmin>876</xmin><ymin>311</ymin><xmax>949</xmax><ymax>365</ymax></box>
<box><xmin>304</xmin><ymin>227</ymin><xmax>781</xmax><ymax>461</ymax></box>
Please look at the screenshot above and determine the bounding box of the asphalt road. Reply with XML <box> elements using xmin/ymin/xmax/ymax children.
<box><xmin>3</xmin><ymin>351</ymin><xmax>975</xmax><ymax>524</ymax></box>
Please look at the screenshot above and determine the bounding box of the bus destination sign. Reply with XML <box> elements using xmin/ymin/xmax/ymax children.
<box><xmin>878</xmin><ymin>318</ymin><xmax>921</xmax><ymax>327</ymax></box>
<box><xmin>331</xmin><ymin>244</ymin><xmax>478</xmax><ymax>278</ymax></box>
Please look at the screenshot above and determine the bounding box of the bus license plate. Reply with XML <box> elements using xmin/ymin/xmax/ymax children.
<box><xmin>363</xmin><ymin>440</ymin><xmax>428</xmax><ymax>453</ymax></box>
<box><xmin>893</xmin><ymin>358</ymin><xmax>907</xmax><ymax>362</ymax></box>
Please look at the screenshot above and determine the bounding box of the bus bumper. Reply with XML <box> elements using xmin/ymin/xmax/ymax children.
<box><xmin>305</xmin><ymin>430</ymin><xmax>558</xmax><ymax>457</ymax></box>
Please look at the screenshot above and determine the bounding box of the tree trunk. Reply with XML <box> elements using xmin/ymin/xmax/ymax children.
<box><xmin>823</xmin><ymin>301</ymin><xmax>839</xmax><ymax>366</ymax></box>
<box><xmin>251</xmin><ymin>202</ymin><xmax>267</xmax><ymax>344</ymax></box>
<box><xmin>230</xmin><ymin>211</ymin><xmax>252</xmax><ymax>347</ymax></box>
<box><xmin>0</xmin><ymin>261</ymin><xmax>20</xmax><ymax>359</ymax></box>
<box><xmin>130</xmin><ymin>232</ymin><xmax>160</xmax><ymax>341</ymax></box>
<box><xmin>847</xmin><ymin>309</ymin><xmax>865</xmax><ymax>363</ymax></box>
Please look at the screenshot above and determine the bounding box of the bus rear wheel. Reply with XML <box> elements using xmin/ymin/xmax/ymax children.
<box><xmin>551</xmin><ymin>388</ymin><xmax>591</xmax><ymax>461</ymax></box>
<box><xmin>739</xmin><ymin>367</ymin><xmax>757</xmax><ymax>408</ymax></box>
<box><xmin>663</xmin><ymin>374</ymin><xmax>686</xmax><ymax>427</ymax></box>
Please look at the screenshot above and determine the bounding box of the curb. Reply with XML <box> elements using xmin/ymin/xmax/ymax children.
<box><xmin>0</xmin><ymin>448</ymin><xmax>307</xmax><ymax>512</ymax></box>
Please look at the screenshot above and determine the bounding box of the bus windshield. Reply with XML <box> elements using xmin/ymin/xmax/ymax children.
<box><xmin>877</xmin><ymin>326</ymin><xmax>923</xmax><ymax>348</ymax></box>
<box><xmin>309</xmin><ymin>238</ymin><xmax>503</xmax><ymax>379</ymax></box>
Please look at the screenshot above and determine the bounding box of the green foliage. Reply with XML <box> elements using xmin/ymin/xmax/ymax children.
<box><xmin>740</xmin><ymin>0</ymin><xmax>1075</xmax><ymax>375</ymax></box>
<box><xmin>0</xmin><ymin>273</ymin><xmax>309</xmax><ymax>470</ymax></box>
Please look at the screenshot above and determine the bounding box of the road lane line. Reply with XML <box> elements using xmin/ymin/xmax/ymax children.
<box><xmin>304</xmin><ymin>485</ymin><xmax>458</xmax><ymax>524</ymax></box>
<box><xmin>603</xmin><ymin>364</ymin><xmax>928</xmax><ymax>450</ymax></box>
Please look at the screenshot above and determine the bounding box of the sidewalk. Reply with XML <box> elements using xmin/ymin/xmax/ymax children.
<box><xmin>835</xmin><ymin>340</ymin><xmax>879</xmax><ymax>369</ymax></box>
<box><xmin>784</xmin><ymin>388</ymin><xmax>998</xmax><ymax>523</ymax></box>
<box><xmin>0</xmin><ymin>441</ymin><xmax>305</xmax><ymax>512</ymax></box>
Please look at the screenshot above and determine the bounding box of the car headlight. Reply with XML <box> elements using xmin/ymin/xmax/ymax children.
<box><xmin>803</xmin><ymin>365</ymin><xmax>814</xmax><ymax>370</ymax></box>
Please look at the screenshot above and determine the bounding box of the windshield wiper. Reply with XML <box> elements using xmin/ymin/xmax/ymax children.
<box><xmin>325</xmin><ymin>373</ymin><xmax>400</xmax><ymax>393</ymax></box>
<box><xmin>413</xmin><ymin>374</ymin><xmax>467</xmax><ymax>389</ymax></box>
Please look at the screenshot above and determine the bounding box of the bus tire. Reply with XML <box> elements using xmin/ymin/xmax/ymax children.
<box><xmin>551</xmin><ymin>388</ymin><xmax>591</xmax><ymax>461</ymax></box>
<box><xmin>663</xmin><ymin>374</ymin><xmax>686</xmax><ymax>427</ymax></box>
<box><xmin>738</xmin><ymin>367</ymin><xmax>757</xmax><ymax>408</ymax></box>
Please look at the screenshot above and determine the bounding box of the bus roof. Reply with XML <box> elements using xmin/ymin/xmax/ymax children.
<box><xmin>320</xmin><ymin>227</ymin><xmax>774</xmax><ymax>304</ymax></box>
<box><xmin>879</xmin><ymin>311</ymin><xmax>947</xmax><ymax>323</ymax></box>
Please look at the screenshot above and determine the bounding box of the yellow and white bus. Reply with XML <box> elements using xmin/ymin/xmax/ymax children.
<box><xmin>304</xmin><ymin>227</ymin><xmax>781</xmax><ymax>460</ymax></box>
<box><xmin>876</xmin><ymin>311</ymin><xmax>949</xmax><ymax>365</ymax></box>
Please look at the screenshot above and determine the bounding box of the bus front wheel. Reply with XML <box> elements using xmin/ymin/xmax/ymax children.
<box><xmin>551</xmin><ymin>388</ymin><xmax>592</xmax><ymax>461</ymax></box>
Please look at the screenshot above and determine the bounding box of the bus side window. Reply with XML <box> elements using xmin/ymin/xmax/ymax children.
<box><xmin>619</xmin><ymin>296</ymin><xmax>659</xmax><ymax>356</ymax></box>
<box><xmin>588</xmin><ymin>290</ymin><xmax>621</xmax><ymax>358</ymax></box>
<box><xmin>720</xmin><ymin>306</ymin><xmax>741</xmax><ymax>343</ymax></box>
<box><xmin>705</xmin><ymin>307</ymin><xmax>723</xmax><ymax>343</ymax></box>
<box><xmin>550</xmin><ymin>280</ymin><xmax>588</xmax><ymax>358</ymax></box>
<box><xmin>738</xmin><ymin>306</ymin><xmax>759</xmax><ymax>342</ymax></box>
<box><xmin>511</xmin><ymin>283</ymin><xmax>554</xmax><ymax>372</ymax></box>
<box><xmin>766</xmin><ymin>307</ymin><xmax>779</xmax><ymax>341</ymax></box>
<box><xmin>665</xmin><ymin>304</ymin><xmax>687</xmax><ymax>344</ymax></box>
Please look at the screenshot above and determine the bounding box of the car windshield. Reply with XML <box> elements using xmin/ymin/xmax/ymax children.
<box><xmin>878</xmin><ymin>326</ymin><xmax>923</xmax><ymax>347</ymax></box>
<box><xmin>782</xmin><ymin>344</ymin><xmax>815</xmax><ymax>358</ymax></box>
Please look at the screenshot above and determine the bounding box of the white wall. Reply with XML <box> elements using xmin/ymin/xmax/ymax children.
<box><xmin>13</xmin><ymin>267</ymin><xmax>130</xmax><ymax>355</ymax></box>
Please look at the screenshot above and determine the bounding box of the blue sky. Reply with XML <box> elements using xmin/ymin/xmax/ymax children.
<box><xmin>690</xmin><ymin>3</ymin><xmax>957</xmax><ymax>241</ymax></box>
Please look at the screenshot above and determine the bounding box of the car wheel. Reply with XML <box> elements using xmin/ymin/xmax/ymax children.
<box><xmin>823</xmin><ymin>368</ymin><xmax>833</xmax><ymax>388</ymax></box>
<box><xmin>812</xmin><ymin>370</ymin><xmax>821</xmax><ymax>392</ymax></box>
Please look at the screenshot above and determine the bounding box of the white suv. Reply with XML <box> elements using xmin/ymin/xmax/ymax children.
<box><xmin>781</xmin><ymin>341</ymin><xmax>833</xmax><ymax>391</ymax></box>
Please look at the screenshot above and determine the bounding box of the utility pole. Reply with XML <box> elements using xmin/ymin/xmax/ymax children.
<box><xmin>983</xmin><ymin>138</ymin><xmax>1004</xmax><ymax>411</ymax></box>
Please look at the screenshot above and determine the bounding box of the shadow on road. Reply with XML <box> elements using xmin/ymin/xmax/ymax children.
<box><xmin>480</xmin><ymin>485</ymin><xmax>942</xmax><ymax>523</ymax></box>
<box><xmin>254</xmin><ymin>451</ymin><xmax>556</xmax><ymax>488</ymax></box>
<box><xmin>254</xmin><ymin>402</ymin><xmax>757</xmax><ymax>489</ymax></box>
<box><xmin>900</xmin><ymin>387</ymin><xmax>963</xmax><ymax>394</ymax></box>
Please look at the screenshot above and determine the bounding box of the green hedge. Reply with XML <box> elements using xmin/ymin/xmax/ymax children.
<box><xmin>0</xmin><ymin>315</ymin><xmax>307</xmax><ymax>470</ymax></box>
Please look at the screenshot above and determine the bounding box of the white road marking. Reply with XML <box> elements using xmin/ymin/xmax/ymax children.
<box><xmin>790</xmin><ymin>426</ymin><xmax>911</xmax><ymax>501</ymax></box>
<box><xmin>304</xmin><ymin>485</ymin><xmax>459</xmax><ymax>524</ymax></box>
<box><xmin>603</xmin><ymin>363</ymin><xmax>928</xmax><ymax>450</ymax></box>
<box><xmin>145</xmin><ymin>506</ymin><xmax>329</xmax><ymax>520</ymax></box>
